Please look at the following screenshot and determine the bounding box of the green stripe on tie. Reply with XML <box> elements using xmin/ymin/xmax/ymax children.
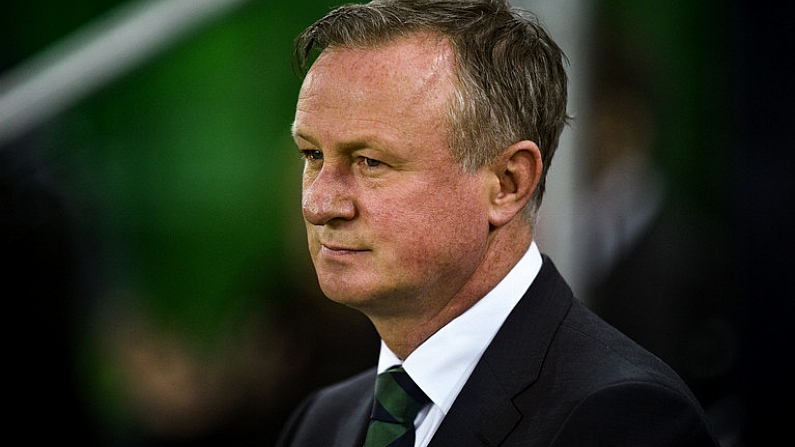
<box><xmin>364</xmin><ymin>365</ymin><xmax>430</xmax><ymax>447</ymax></box>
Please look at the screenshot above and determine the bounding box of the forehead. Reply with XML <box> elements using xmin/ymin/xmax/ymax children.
<box><xmin>296</xmin><ymin>34</ymin><xmax>457</xmax><ymax>124</ymax></box>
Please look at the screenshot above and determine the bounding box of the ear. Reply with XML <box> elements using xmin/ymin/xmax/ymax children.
<box><xmin>487</xmin><ymin>140</ymin><xmax>542</xmax><ymax>228</ymax></box>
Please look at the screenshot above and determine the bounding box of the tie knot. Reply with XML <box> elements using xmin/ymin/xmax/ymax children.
<box><xmin>371</xmin><ymin>365</ymin><xmax>430</xmax><ymax>425</ymax></box>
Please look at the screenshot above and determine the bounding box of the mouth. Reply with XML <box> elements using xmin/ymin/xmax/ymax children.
<box><xmin>321</xmin><ymin>243</ymin><xmax>368</xmax><ymax>253</ymax></box>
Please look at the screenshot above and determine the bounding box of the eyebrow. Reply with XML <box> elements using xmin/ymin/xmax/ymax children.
<box><xmin>292</xmin><ymin>129</ymin><xmax>376</xmax><ymax>154</ymax></box>
<box><xmin>292</xmin><ymin>128</ymin><xmax>315</xmax><ymax>144</ymax></box>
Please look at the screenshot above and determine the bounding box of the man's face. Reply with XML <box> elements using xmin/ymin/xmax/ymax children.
<box><xmin>293</xmin><ymin>36</ymin><xmax>493</xmax><ymax>319</ymax></box>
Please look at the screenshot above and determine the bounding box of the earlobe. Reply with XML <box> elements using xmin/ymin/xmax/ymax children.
<box><xmin>488</xmin><ymin>140</ymin><xmax>542</xmax><ymax>228</ymax></box>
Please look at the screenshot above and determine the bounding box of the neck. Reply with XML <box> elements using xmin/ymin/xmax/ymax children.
<box><xmin>370</xmin><ymin>222</ymin><xmax>532</xmax><ymax>360</ymax></box>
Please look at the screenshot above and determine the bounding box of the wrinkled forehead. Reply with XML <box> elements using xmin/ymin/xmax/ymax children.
<box><xmin>299</xmin><ymin>33</ymin><xmax>456</xmax><ymax>108</ymax></box>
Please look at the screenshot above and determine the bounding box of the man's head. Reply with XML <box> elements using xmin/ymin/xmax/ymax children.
<box><xmin>294</xmin><ymin>0</ymin><xmax>570</xmax><ymax>223</ymax></box>
<box><xmin>291</xmin><ymin>0</ymin><xmax>569</xmax><ymax>341</ymax></box>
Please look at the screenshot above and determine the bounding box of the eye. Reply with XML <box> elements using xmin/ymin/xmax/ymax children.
<box><xmin>362</xmin><ymin>157</ymin><xmax>383</xmax><ymax>168</ymax></box>
<box><xmin>301</xmin><ymin>149</ymin><xmax>323</xmax><ymax>161</ymax></box>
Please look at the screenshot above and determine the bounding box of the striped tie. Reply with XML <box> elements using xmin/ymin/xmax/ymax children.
<box><xmin>364</xmin><ymin>365</ymin><xmax>430</xmax><ymax>447</ymax></box>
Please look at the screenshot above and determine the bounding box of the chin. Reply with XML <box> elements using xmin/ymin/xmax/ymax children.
<box><xmin>319</xmin><ymin>282</ymin><xmax>370</xmax><ymax>306</ymax></box>
<box><xmin>319</xmin><ymin>282</ymin><xmax>391</xmax><ymax>314</ymax></box>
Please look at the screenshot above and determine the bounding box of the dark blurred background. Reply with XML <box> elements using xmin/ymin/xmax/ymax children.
<box><xmin>1</xmin><ymin>0</ymin><xmax>791</xmax><ymax>445</ymax></box>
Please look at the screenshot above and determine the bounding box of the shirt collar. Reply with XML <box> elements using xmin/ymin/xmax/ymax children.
<box><xmin>377</xmin><ymin>241</ymin><xmax>543</xmax><ymax>413</ymax></box>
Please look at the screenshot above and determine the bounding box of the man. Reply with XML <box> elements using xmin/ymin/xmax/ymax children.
<box><xmin>277</xmin><ymin>1</ymin><xmax>719</xmax><ymax>446</ymax></box>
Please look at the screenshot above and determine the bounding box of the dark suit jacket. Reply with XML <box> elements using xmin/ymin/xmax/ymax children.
<box><xmin>276</xmin><ymin>256</ymin><xmax>719</xmax><ymax>446</ymax></box>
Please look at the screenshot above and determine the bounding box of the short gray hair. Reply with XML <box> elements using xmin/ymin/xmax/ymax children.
<box><xmin>294</xmin><ymin>0</ymin><xmax>570</xmax><ymax>223</ymax></box>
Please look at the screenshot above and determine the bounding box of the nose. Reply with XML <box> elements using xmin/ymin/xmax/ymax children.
<box><xmin>302</xmin><ymin>163</ymin><xmax>357</xmax><ymax>226</ymax></box>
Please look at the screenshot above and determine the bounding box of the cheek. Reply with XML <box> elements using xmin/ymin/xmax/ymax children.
<box><xmin>372</xmin><ymin>184</ymin><xmax>489</xmax><ymax>260</ymax></box>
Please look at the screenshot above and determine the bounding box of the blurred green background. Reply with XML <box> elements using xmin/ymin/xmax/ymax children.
<box><xmin>2</xmin><ymin>0</ymin><xmax>322</xmax><ymax>338</ymax></box>
<box><xmin>2</xmin><ymin>0</ymin><xmax>382</xmax><ymax>444</ymax></box>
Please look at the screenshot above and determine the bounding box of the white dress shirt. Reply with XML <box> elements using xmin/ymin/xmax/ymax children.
<box><xmin>375</xmin><ymin>241</ymin><xmax>543</xmax><ymax>447</ymax></box>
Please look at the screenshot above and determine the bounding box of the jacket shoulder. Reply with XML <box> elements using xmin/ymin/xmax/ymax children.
<box><xmin>559</xmin><ymin>299</ymin><xmax>696</xmax><ymax>395</ymax></box>
<box><xmin>549</xmin><ymin>381</ymin><xmax>719</xmax><ymax>446</ymax></box>
<box><xmin>525</xmin><ymin>300</ymin><xmax>718</xmax><ymax>446</ymax></box>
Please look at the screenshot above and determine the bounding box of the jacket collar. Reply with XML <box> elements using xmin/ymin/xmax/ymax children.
<box><xmin>428</xmin><ymin>255</ymin><xmax>574</xmax><ymax>446</ymax></box>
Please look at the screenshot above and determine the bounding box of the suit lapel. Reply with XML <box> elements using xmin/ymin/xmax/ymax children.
<box><xmin>334</xmin><ymin>392</ymin><xmax>371</xmax><ymax>447</ymax></box>
<box><xmin>428</xmin><ymin>256</ymin><xmax>574</xmax><ymax>446</ymax></box>
<box><xmin>332</xmin><ymin>371</ymin><xmax>374</xmax><ymax>447</ymax></box>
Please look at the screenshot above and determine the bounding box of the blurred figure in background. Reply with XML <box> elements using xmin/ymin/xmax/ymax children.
<box><xmin>579</xmin><ymin>17</ymin><xmax>741</xmax><ymax>446</ymax></box>
<box><xmin>1</xmin><ymin>133</ymin><xmax>99</xmax><ymax>444</ymax></box>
